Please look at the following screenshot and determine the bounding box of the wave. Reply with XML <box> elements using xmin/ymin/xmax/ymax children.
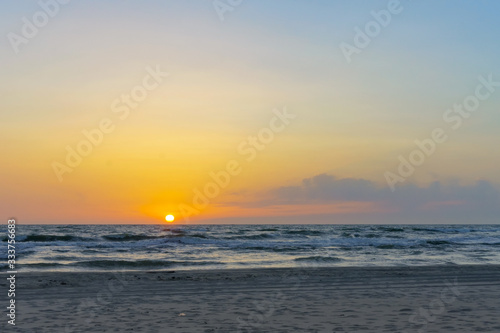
<box><xmin>413</xmin><ymin>227</ymin><xmax>484</xmax><ymax>234</ymax></box>
<box><xmin>8</xmin><ymin>224</ymin><xmax>500</xmax><ymax>272</ymax></box>
<box><xmin>341</xmin><ymin>232</ymin><xmax>361</xmax><ymax>238</ymax></box>
<box><xmin>74</xmin><ymin>259</ymin><xmax>219</xmax><ymax>268</ymax></box>
<box><xmin>426</xmin><ymin>240</ymin><xmax>453</xmax><ymax>245</ymax></box>
<box><xmin>284</xmin><ymin>230</ymin><xmax>324</xmax><ymax>236</ymax></box>
<box><xmin>190</xmin><ymin>234</ymin><xmax>209</xmax><ymax>239</ymax></box>
<box><xmin>380</xmin><ymin>227</ymin><xmax>405</xmax><ymax>232</ymax></box>
<box><xmin>161</xmin><ymin>228</ymin><xmax>186</xmax><ymax>235</ymax></box>
<box><xmin>240</xmin><ymin>246</ymin><xmax>312</xmax><ymax>252</ymax></box>
<box><xmin>258</xmin><ymin>228</ymin><xmax>279</xmax><ymax>232</ymax></box>
<box><xmin>77</xmin><ymin>260</ymin><xmax>175</xmax><ymax>268</ymax></box>
<box><xmin>412</xmin><ymin>227</ymin><xmax>444</xmax><ymax>233</ymax></box>
<box><xmin>376</xmin><ymin>244</ymin><xmax>399</xmax><ymax>249</ymax></box>
<box><xmin>294</xmin><ymin>256</ymin><xmax>342</xmax><ymax>262</ymax></box>
<box><xmin>13</xmin><ymin>235</ymin><xmax>90</xmax><ymax>242</ymax></box>
<box><xmin>102</xmin><ymin>234</ymin><xmax>165</xmax><ymax>241</ymax></box>
<box><xmin>23</xmin><ymin>262</ymin><xmax>64</xmax><ymax>267</ymax></box>
<box><xmin>223</xmin><ymin>233</ymin><xmax>275</xmax><ymax>240</ymax></box>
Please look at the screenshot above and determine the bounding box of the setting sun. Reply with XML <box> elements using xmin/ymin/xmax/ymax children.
<box><xmin>165</xmin><ymin>214</ymin><xmax>175</xmax><ymax>222</ymax></box>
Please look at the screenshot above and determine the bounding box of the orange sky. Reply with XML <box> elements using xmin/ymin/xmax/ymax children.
<box><xmin>1</xmin><ymin>1</ymin><xmax>500</xmax><ymax>224</ymax></box>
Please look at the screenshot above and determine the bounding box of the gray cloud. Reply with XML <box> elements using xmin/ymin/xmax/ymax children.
<box><xmin>240</xmin><ymin>174</ymin><xmax>500</xmax><ymax>223</ymax></box>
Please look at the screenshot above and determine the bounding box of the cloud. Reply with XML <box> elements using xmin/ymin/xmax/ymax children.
<box><xmin>233</xmin><ymin>174</ymin><xmax>500</xmax><ymax>223</ymax></box>
<box><xmin>272</xmin><ymin>174</ymin><xmax>380</xmax><ymax>202</ymax></box>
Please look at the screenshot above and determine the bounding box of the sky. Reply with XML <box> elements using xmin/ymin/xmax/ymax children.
<box><xmin>1</xmin><ymin>0</ymin><xmax>499</xmax><ymax>224</ymax></box>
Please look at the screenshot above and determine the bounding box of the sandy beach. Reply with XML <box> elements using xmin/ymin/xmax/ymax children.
<box><xmin>2</xmin><ymin>265</ymin><xmax>499</xmax><ymax>332</ymax></box>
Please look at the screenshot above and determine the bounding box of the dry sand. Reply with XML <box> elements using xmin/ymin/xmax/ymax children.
<box><xmin>2</xmin><ymin>265</ymin><xmax>500</xmax><ymax>332</ymax></box>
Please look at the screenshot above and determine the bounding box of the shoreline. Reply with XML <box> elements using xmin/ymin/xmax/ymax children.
<box><xmin>3</xmin><ymin>263</ymin><xmax>500</xmax><ymax>277</ymax></box>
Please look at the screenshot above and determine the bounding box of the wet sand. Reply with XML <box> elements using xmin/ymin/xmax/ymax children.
<box><xmin>3</xmin><ymin>265</ymin><xmax>500</xmax><ymax>332</ymax></box>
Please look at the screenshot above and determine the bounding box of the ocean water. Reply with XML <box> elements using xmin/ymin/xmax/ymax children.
<box><xmin>2</xmin><ymin>224</ymin><xmax>500</xmax><ymax>272</ymax></box>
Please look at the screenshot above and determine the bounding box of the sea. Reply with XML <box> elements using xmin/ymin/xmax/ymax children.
<box><xmin>2</xmin><ymin>224</ymin><xmax>500</xmax><ymax>272</ymax></box>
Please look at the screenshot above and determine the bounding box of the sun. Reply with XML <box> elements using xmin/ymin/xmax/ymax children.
<box><xmin>165</xmin><ymin>214</ymin><xmax>175</xmax><ymax>222</ymax></box>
